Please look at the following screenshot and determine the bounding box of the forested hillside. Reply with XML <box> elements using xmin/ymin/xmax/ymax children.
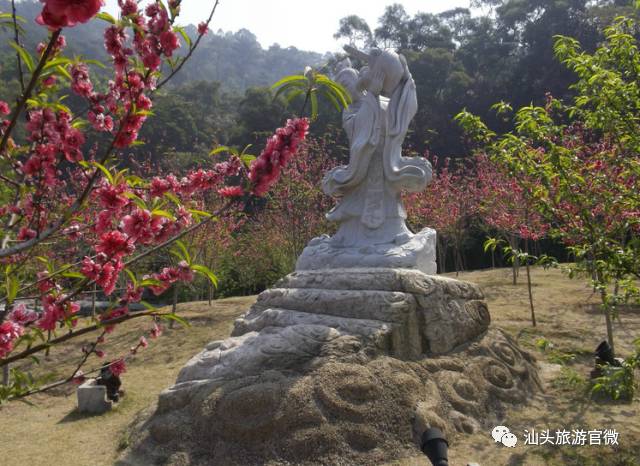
<box><xmin>0</xmin><ymin>0</ymin><xmax>324</xmax><ymax>92</ymax></box>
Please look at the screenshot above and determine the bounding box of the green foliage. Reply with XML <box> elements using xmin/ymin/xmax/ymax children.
<box><xmin>536</xmin><ymin>337</ymin><xmax>578</xmax><ymax>365</ymax></box>
<box><xmin>592</xmin><ymin>337</ymin><xmax>640</xmax><ymax>401</ymax></box>
<box><xmin>271</xmin><ymin>67</ymin><xmax>351</xmax><ymax>121</ymax></box>
<box><xmin>458</xmin><ymin>15</ymin><xmax>640</xmax><ymax>350</ymax></box>
<box><xmin>553</xmin><ymin>366</ymin><xmax>588</xmax><ymax>392</ymax></box>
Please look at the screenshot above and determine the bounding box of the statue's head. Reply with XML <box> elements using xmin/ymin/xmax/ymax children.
<box><xmin>370</xmin><ymin>49</ymin><xmax>408</xmax><ymax>96</ymax></box>
<box><xmin>343</xmin><ymin>45</ymin><xmax>409</xmax><ymax>97</ymax></box>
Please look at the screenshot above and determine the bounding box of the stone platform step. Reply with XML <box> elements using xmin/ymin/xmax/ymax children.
<box><xmin>249</xmin><ymin>287</ymin><xmax>416</xmax><ymax>323</ymax></box>
<box><xmin>275</xmin><ymin>268</ymin><xmax>484</xmax><ymax>299</ymax></box>
<box><xmin>232</xmin><ymin>307</ymin><xmax>392</xmax><ymax>351</ymax></box>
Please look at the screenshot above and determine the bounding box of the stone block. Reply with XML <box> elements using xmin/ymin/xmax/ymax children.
<box><xmin>77</xmin><ymin>378</ymin><xmax>112</xmax><ymax>414</ymax></box>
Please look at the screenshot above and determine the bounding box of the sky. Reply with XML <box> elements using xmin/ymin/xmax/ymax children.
<box><xmin>104</xmin><ymin>0</ymin><xmax>472</xmax><ymax>53</ymax></box>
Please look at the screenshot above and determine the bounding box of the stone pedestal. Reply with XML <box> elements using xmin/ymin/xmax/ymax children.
<box><xmin>296</xmin><ymin>227</ymin><xmax>437</xmax><ymax>275</ymax></box>
<box><xmin>77</xmin><ymin>379</ymin><xmax>112</xmax><ymax>414</ymax></box>
<box><xmin>120</xmin><ymin>269</ymin><xmax>539</xmax><ymax>466</ymax></box>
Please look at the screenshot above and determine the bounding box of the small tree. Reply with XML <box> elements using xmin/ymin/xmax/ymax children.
<box><xmin>457</xmin><ymin>17</ymin><xmax>640</xmax><ymax>355</ymax></box>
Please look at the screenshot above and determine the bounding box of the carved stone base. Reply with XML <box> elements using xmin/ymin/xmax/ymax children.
<box><xmin>295</xmin><ymin>227</ymin><xmax>437</xmax><ymax>275</ymax></box>
<box><xmin>119</xmin><ymin>269</ymin><xmax>539</xmax><ymax>466</ymax></box>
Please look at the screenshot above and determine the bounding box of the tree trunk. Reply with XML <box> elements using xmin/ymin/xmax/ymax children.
<box><xmin>509</xmin><ymin>234</ymin><xmax>519</xmax><ymax>285</ymax></box>
<box><xmin>525</xmin><ymin>238</ymin><xmax>536</xmax><ymax>327</ymax></box>
<box><xmin>596</xmin><ymin>270</ymin><xmax>615</xmax><ymax>357</ymax></box>
<box><xmin>208</xmin><ymin>282</ymin><xmax>213</xmax><ymax>306</ymax></box>
<box><xmin>91</xmin><ymin>283</ymin><xmax>96</xmax><ymax>319</ymax></box>
<box><xmin>170</xmin><ymin>284</ymin><xmax>178</xmax><ymax>329</ymax></box>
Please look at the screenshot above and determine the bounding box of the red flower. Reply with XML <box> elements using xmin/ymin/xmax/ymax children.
<box><xmin>120</xmin><ymin>209</ymin><xmax>155</xmax><ymax>244</ymax></box>
<box><xmin>109</xmin><ymin>358</ymin><xmax>126</xmax><ymax>376</ymax></box>
<box><xmin>150</xmin><ymin>323</ymin><xmax>162</xmax><ymax>339</ymax></box>
<box><xmin>159</xmin><ymin>30</ymin><xmax>179</xmax><ymax>57</ymax></box>
<box><xmin>0</xmin><ymin>321</ymin><xmax>23</xmax><ymax>358</ymax></box>
<box><xmin>96</xmin><ymin>230</ymin><xmax>134</xmax><ymax>258</ymax></box>
<box><xmin>249</xmin><ymin>118</ymin><xmax>309</xmax><ymax>196</ymax></box>
<box><xmin>99</xmin><ymin>306</ymin><xmax>129</xmax><ymax>333</ymax></box>
<box><xmin>36</xmin><ymin>0</ymin><xmax>104</xmax><ymax>30</ymax></box>
<box><xmin>218</xmin><ymin>186</ymin><xmax>244</xmax><ymax>198</ymax></box>
<box><xmin>71</xmin><ymin>370</ymin><xmax>86</xmax><ymax>385</ymax></box>
<box><xmin>0</xmin><ymin>101</ymin><xmax>10</xmax><ymax>115</ymax></box>
<box><xmin>197</xmin><ymin>22</ymin><xmax>209</xmax><ymax>35</ymax></box>
<box><xmin>8</xmin><ymin>304</ymin><xmax>38</xmax><ymax>325</ymax></box>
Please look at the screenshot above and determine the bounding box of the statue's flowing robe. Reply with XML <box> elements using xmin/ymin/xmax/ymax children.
<box><xmin>322</xmin><ymin>74</ymin><xmax>432</xmax><ymax>247</ymax></box>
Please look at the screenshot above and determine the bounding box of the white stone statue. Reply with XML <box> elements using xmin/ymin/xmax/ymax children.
<box><xmin>296</xmin><ymin>46</ymin><xmax>437</xmax><ymax>274</ymax></box>
<box><xmin>324</xmin><ymin>47</ymin><xmax>432</xmax><ymax>247</ymax></box>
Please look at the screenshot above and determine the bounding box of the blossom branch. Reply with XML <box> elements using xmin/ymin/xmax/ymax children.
<box><xmin>155</xmin><ymin>0</ymin><xmax>220</xmax><ymax>91</ymax></box>
<box><xmin>0</xmin><ymin>29</ymin><xmax>61</xmax><ymax>155</ymax></box>
<box><xmin>0</xmin><ymin>309</ymin><xmax>164</xmax><ymax>367</ymax></box>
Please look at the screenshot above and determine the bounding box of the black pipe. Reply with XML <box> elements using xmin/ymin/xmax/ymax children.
<box><xmin>421</xmin><ymin>427</ymin><xmax>449</xmax><ymax>466</ymax></box>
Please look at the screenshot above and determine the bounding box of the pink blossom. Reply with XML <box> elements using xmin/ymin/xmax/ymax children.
<box><xmin>0</xmin><ymin>101</ymin><xmax>10</xmax><ymax>115</ymax></box>
<box><xmin>150</xmin><ymin>323</ymin><xmax>162</xmax><ymax>339</ymax></box>
<box><xmin>177</xmin><ymin>261</ymin><xmax>194</xmax><ymax>282</ymax></box>
<box><xmin>8</xmin><ymin>304</ymin><xmax>38</xmax><ymax>325</ymax></box>
<box><xmin>109</xmin><ymin>358</ymin><xmax>126</xmax><ymax>376</ymax></box>
<box><xmin>37</xmin><ymin>295</ymin><xmax>79</xmax><ymax>331</ymax></box>
<box><xmin>160</xmin><ymin>31</ymin><xmax>180</xmax><ymax>57</ymax></box>
<box><xmin>95</xmin><ymin>349</ymin><xmax>105</xmax><ymax>358</ymax></box>
<box><xmin>150</xmin><ymin>177</ymin><xmax>172</xmax><ymax>197</ymax></box>
<box><xmin>249</xmin><ymin>118</ymin><xmax>309</xmax><ymax>196</ymax></box>
<box><xmin>36</xmin><ymin>0</ymin><xmax>104</xmax><ymax>30</ymax></box>
<box><xmin>95</xmin><ymin>230</ymin><xmax>134</xmax><ymax>258</ymax></box>
<box><xmin>139</xmin><ymin>336</ymin><xmax>148</xmax><ymax>348</ymax></box>
<box><xmin>218</xmin><ymin>186</ymin><xmax>244</xmax><ymax>198</ymax></box>
<box><xmin>197</xmin><ymin>22</ymin><xmax>209</xmax><ymax>35</ymax></box>
<box><xmin>99</xmin><ymin>306</ymin><xmax>128</xmax><ymax>333</ymax></box>
<box><xmin>17</xmin><ymin>227</ymin><xmax>37</xmax><ymax>241</ymax></box>
<box><xmin>71</xmin><ymin>370</ymin><xmax>86</xmax><ymax>385</ymax></box>
<box><xmin>123</xmin><ymin>282</ymin><xmax>143</xmax><ymax>303</ymax></box>
<box><xmin>120</xmin><ymin>209</ymin><xmax>158</xmax><ymax>244</ymax></box>
<box><xmin>42</xmin><ymin>75</ymin><xmax>57</xmax><ymax>87</ymax></box>
<box><xmin>95</xmin><ymin>181</ymin><xmax>129</xmax><ymax>212</ymax></box>
<box><xmin>118</xmin><ymin>0</ymin><xmax>137</xmax><ymax>16</ymax></box>
<box><xmin>70</xmin><ymin>64</ymin><xmax>94</xmax><ymax>98</ymax></box>
<box><xmin>0</xmin><ymin>321</ymin><xmax>24</xmax><ymax>358</ymax></box>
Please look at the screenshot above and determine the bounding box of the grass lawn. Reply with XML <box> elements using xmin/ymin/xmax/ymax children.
<box><xmin>0</xmin><ymin>267</ymin><xmax>638</xmax><ymax>466</ymax></box>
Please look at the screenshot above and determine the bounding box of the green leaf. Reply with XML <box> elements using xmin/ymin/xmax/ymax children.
<box><xmin>173</xmin><ymin>240</ymin><xmax>191</xmax><ymax>265</ymax></box>
<box><xmin>9</xmin><ymin>42</ymin><xmax>34</xmax><ymax>73</ymax></box>
<box><xmin>91</xmin><ymin>161</ymin><xmax>114</xmax><ymax>184</ymax></box>
<box><xmin>96</xmin><ymin>12</ymin><xmax>116</xmax><ymax>24</ymax></box>
<box><xmin>192</xmin><ymin>264</ymin><xmax>218</xmax><ymax>288</ymax></box>
<box><xmin>187</xmin><ymin>209</ymin><xmax>213</xmax><ymax>218</ymax></box>
<box><xmin>124</xmin><ymin>268</ymin><xmax>137</xmax><ymax>287</ymax></box>
<box><xmin>175</xmin><ymin>26</ymin><xmax>192</xmax><ymax>47</ymax></box>
<box><xmin>161</xmin><ymin>312</ymin><xmax>190</xmax><ymax>327</ymax></box>
<box><xmin>271</xmin><ymin>74</ymin><xmax>307</xmax><ymax>90</ymax></box>
<box><xmin>210</xmin><ymin>145</ymin><xmax>234</xmax><ymax>156</ymax></box>
<box><xmin>140</xmin><ymin>300</ymin><xmax>157</xmax><ymax>311</ymax></box>
<box><xmin>240</xmin><ymin>154</ymin><xmax>256</xmax><ymax>168</ymax></box>
<box><xmin>61</xmin><ymin>271</ymin><xmax>85</xmax><ymax>279</ymax></box>
<box><xmin>151</xmin><ymin>209</ymin><xmax>176</xmax><ymax>221</ymax></box>
<box><xmin>310</xmin><ymin>91</ymin><xmax>318</xmax><ymax>120</ymax></box>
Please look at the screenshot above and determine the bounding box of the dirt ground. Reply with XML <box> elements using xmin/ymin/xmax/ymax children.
<box><xmin>0</xmin><ymin>267</ymin><xmax>638</xmax><ymax>466</ymax></box>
